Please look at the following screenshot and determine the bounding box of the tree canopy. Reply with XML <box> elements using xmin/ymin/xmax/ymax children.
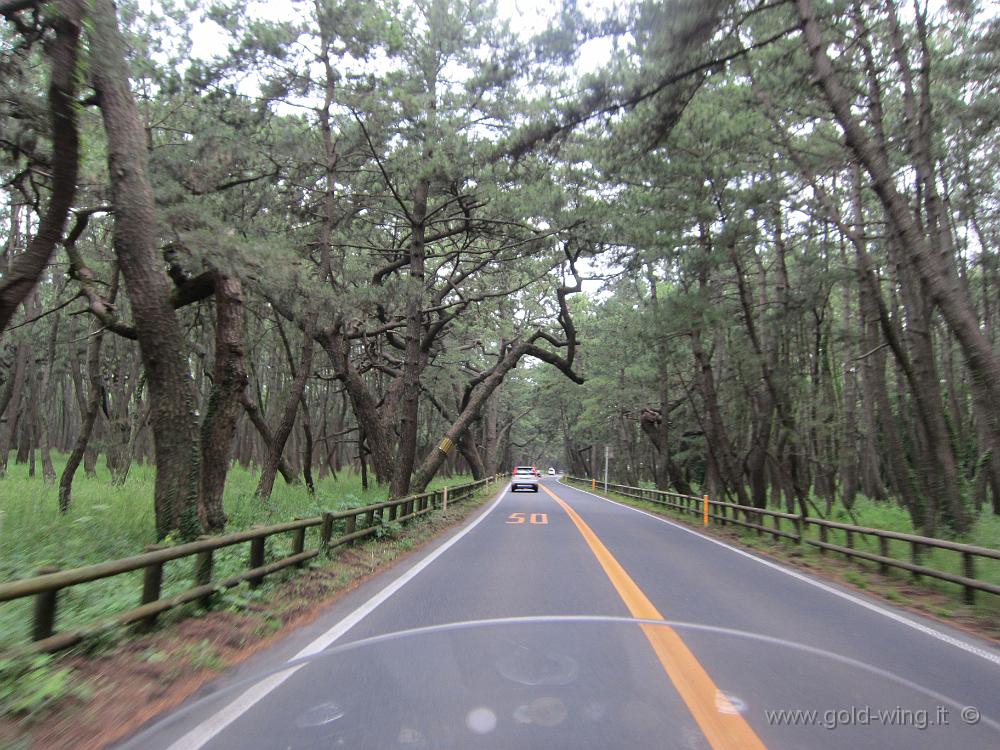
<box><xmin>2</xmin><ymin>0</ymin><xmax>999</xmax><ymax>538</ymax></box>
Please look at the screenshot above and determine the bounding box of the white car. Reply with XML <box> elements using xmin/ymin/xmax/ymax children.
<box><xmin>547</xmin><ymin>467</ymin><xmax>556</xmax><ymax>475</ymax></box>
<box><xmin>511</xmin><ymin>466</ymin><xmax>539</xmax><ymax>493</ymax></box>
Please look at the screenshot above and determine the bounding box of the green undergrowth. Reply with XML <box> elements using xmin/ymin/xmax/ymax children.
<box><xmin>0</xmin><ymin>652</ymin><xmax>93</xmax><ymax>719</ymax></box>
<box><xmin>568</xmin><ymin>480</ymin><xmax>1000</xmax><ymax>626</ymax></box>
<box><xmin>0</xmin><ymin>451</ymin><xmax>472</xmax><ymax>651</ymax></box>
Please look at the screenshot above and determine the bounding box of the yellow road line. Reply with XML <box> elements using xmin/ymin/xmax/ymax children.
<box><xmin>541</xmin><ymin>484</ymin><xmax>768</xmax><ymax>750</ymax></box>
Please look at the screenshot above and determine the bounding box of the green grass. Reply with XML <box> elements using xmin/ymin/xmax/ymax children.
<box><xmin>0</xmin><ymin>451</ymin><xmax>472</xmax><ymax>650</ymax></box>
<box><xmin>0</xmin><ymin>652</ymin><xmax>91</xmax><ymax>720</ymax></box>
<box><xmin>794</xmin><ymin>496</ymin><xmax>1000</xmax><ymax>603</ymax></box>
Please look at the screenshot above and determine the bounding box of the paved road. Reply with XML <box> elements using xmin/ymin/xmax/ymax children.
<box><xmin>120</xmin><ymin>477</ymin><xmax>1000</xmax><ymax>749</ymax></box>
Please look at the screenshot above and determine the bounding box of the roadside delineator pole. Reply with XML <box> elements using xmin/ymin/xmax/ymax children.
<box><xmin>592</xmin><ymin>477</ymin><xmax>596</xmax><ymax>490</ymax></box>
<box><xmin>443</xmin><ymin>486</ymin><xmax>449</xmax><ymax>511</ymax></box>
<box><xmin>703</xmin><ymin>495</ymin><xmax>709</xmax><ymax>526</ymax></box>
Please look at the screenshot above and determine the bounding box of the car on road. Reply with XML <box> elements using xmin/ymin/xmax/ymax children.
<box><xmin>548</xmin><ymin>467</ymin><xmax>556</xmax><ymax>475</ymax></box>
<box><xmin>511</xmin><ymin>466</ymin><xmax>539</xmax><ymax>493</ymax></box>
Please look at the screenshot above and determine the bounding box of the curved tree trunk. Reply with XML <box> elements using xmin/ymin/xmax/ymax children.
<box><xmin>90</xmin><ymin>0</ymin><xmax>202</xmax><ymax>539</ymax></box>
<box><xmin>0</xmin><ymin>0</ymin><xmax>83</xmax><ymax>333</ymax></box>
<box><xmin>410</xmin><ymin>341</ymin><xmax>534</xmax><ymax>493</ymax></box>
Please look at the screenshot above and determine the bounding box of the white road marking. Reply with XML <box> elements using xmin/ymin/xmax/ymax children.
<box><xmin>558</xmin><ymin>480</ymin><xmax>1000</xmax><ymax>667</ymax></box>
<box><xmin>164</xmin><ymin>486</ymin><xmax>510</xmax><ymax>750</ymax></box>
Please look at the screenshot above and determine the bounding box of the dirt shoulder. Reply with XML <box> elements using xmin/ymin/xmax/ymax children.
<box><xmin>0</xmin><ymin>488</ymin><xmax>500</xmax><ymax>750</ymax></box>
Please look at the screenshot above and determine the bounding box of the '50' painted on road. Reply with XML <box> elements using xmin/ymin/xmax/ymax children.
<box><xmin>506</xmin><ymin>512</ymin><xmax>548</xmax><ymax>525</ymax></box>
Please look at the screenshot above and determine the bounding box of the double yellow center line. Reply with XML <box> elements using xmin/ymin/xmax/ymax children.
<box><xmin>540</xmin><ymin>484</ymin><xmax>768</xmax><ymax>750</ymax></box>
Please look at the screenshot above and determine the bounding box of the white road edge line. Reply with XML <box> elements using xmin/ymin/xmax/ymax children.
<box><xmin>164</xmin><ymin>485</ymin><xmax>510</xmax><ymax>750</ymax></box>
<box><xmin>559</xmin><ymin>479</ymin><xmax>1000</xmax><ymax>667</ymax></box>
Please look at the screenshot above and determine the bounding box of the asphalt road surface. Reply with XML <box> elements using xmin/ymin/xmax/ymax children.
<box><xmin>119</xmin><ymin>476</ymin><xmax>1000</xmax><ymax>749</ymax></box>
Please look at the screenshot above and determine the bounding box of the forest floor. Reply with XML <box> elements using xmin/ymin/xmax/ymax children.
<box><xmin>0</xmin><ymin>477</ymin><xmax>498</xmax><ymax>750</ymax></box>
<box><xmin>572</xmin><ymin>482</ymin><xmax>1000</xmax><ymax>643</ymax></box>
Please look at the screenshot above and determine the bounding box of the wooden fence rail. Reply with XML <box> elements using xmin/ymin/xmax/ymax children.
<box><xmin>565</xmin><ymin>476</ymin><xmax>1000</xmax><ymax>604</ymax></box>
<box><xmin>0</xmin><ymin>475</ymin><xmax>502</xmax><ymax>656</ymax></box>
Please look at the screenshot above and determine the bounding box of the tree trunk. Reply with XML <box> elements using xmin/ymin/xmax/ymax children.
<box><xmin>457</xmin><ymin>430</ymin><xmax>486</xmax><ymax>480</ymax></box>
<box><xmin>483</xmin><ymin>389</ymin><xmax>501</xmax><ymax>475</ymax></box>
<box><xmin>0</xmin><ymin>0</ymin><xmax>83</xmax><ymax>333</ymax></box>
<box><xmin>15</xmin><ymin>392</ymin><xmax>33</xmax><ymax>465</ymax></box>
<box><xmin>392</xmin><ymin>173</ymin><xmax>430</xmax><ymax>498</ymax></box>
<box><xmin>274</xmin><ymin>313</ymin><xmax>315</xmax><ymax>494</ymax></box>
<box><xmin>256</xmin><ymin>330</ymin><xmax>313</xmax><ymax>501</ymax></box>
<box><xmin>890</xmin><ymin>236</ymin><xmax>965</xmax><ymax>534</ymax></box>
<box><xmin>639</xmin><ymin>406</ymin><xmax>693</xmax><ymax>495</ymax></box>
<box><xmin>22</xmin><ymin>348</ymin><xmax>39</xmax><ymax>472</ymax></box>
<box><xmin>410</xmin><ymin>342</ymin><xmax>530</xmax><ymax>492</ymax></box>
<box><xmin>300</xmin><ymin>404</ymin><xmax>315</xmax><ymax>495</ymax></box>
<box><xmin>319</xmin><ymin>332</ymin><xmax>396</xmax><ymax>483</ymax></box>
<box><xmin>691</xmin><ymin>326</ymin><xmax>746</xmax><ymax>506</ymax></box>
<box><xmin>858</xmin><ymin>262</ymin><xmax>925</xmax><ymax>527</ymax></box>
<box><xmin>58</xmin><ymin>319</ymin><xmax>103</xmax><ymax>511</ymax></box>
<box><xmin>0</xmin><ymin>343</ymin><xmax>28</xmax><ymax>477</ymax></box>
<box><xmin>35</xmin><ymin>302</ymin><xmax>59</xmax><ymax>483</ymax></box>
<box><xmin>89</xmin><ymin>0</ymin><xmax>203</xmax><ymax>538</ymax></box>
<box><xmin>238</xmin><ymin>392</ymin><xmax>298</xmax><ymax>483</ymax></box>
<box><xmin>198</xmin><ymin>274</ymin><xmax>247</xmax><ymax>531</ymax></box>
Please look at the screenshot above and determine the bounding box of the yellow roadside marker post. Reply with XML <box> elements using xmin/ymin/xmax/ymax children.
<box><xmin>703</xmin><ymin>495</ymin><xmax>709</xmax><ymax>526</ymax></box>
<box><xmin>592</xmin><ymin>477</ymin><xmax>596</xmax><ymax>490</ymax></box>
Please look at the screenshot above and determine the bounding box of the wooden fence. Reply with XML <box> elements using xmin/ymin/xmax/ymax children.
<box><xmin>565</xmin><ymin>477</ymin><xmax>1000</xmax><ymax>604</ymax></box>
<box><xmin>0</xmin><ymin>476</ymin><xmax>501</xmax><ymax>656</ymax></box>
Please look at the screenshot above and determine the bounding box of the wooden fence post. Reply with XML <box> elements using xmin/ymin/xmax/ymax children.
<box><xmin>139</xmin><ymin>545</ymin><xmax>165</xmax><ymax>629</ymax></box>
<box><xmin>32</xmin><ymin>566</ymin><xmax>60</xmax><ymax>642</ymax></box>
<box><xmin>194</xmin><ymin>546</ymin><xmax>214</xmax><ymax>608</ymax></box>
<box><xmin>321</xmin><ymin>512</ymin><xmax>334</xmax><ymax>549</ymax></box>
<box><xmin>963</xmin><ymin>553</ymin><xmax>976</xmax><ymax>604</ymax></box>
<box><xmin>911</xmin><ymin>541</ymin><xmax>922</xmax><ymax>581</ymax></box>
<box><xmin>248</xmin><ymin>532</ymin><xmax>266</xmax><ymax>589</ymax></box>
<box><xmin>344</xmin><ymin>514</ymin><xmax>357</xmax><ymax>544</ymax></box>
<box><xmin>292</xmin><ymin>523</ymin><xmax>307</xmax><ymax>565</ymax></box>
